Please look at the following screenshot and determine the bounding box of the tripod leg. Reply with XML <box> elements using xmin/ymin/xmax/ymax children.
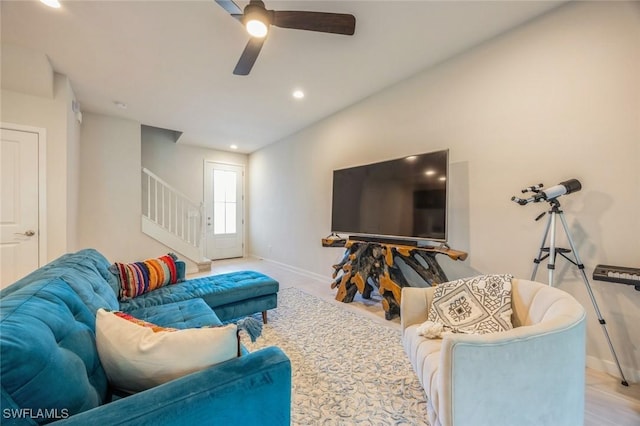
<box><xmin>558</xmin><ymin>213</ymin><xmax>629</xmax><ymax>386</ymax></box>
<box><xmin>548</xmin><ymin>213</ymin><xmax>557</xmax><ymax>287</ymax></box>
<box><xmin>531</xmin><ymin>213</ymin><xmax>552</xmax><ymax>281</ymax></box>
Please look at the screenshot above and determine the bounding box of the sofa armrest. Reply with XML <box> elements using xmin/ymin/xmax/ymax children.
<box><xmin>56</xmin><ymin>346</ymin><xmax>291</xmax><ymax>426</ymax></box>
<box><xmin>400</xmin><ymin>287</ymin><xmax>433</xmax><ymax>331</ymax></box>
<box><xmin>436</xmin><ymin>314</ymin><xmax>586</xmax><ymax>426</ymax></box>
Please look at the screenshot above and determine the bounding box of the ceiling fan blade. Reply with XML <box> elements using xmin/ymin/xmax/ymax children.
<box><xmin>233</xmin><ymin>37</ymin><xmax>266</xmax><ymax>76</ymax></box>
<box><xmin>214</xmin><ymin>0</ymin><xmax>243</xmax><ymax>21</ymax></box>
<box><xmin>272</xmin><ymin>11</ymin><xmax>356</xmax><ymax>35</ymax></box>
<box><xmin>214</xmin><ymin>0</ymin><xmax>242</xmax><ymax>15</ymax></box>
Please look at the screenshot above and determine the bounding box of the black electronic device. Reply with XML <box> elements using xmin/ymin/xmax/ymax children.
<box><xmin>330</xmin><ymin>149</ymin><xmax>448</xmax><ymax>243</ymax></box>
<box><xmin>593</xmin><ymin>264</ymin><xmax>640</xmax><ymax>291</ymax></box>
<box><xmin>321</xmin><ymin>232</ymin><xmax>347</xmax><ymax>248</ymax></box>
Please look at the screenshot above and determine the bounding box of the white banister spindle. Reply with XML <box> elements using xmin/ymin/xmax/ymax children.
<box><xmin>181</xmin><ymin>201</ymin><xmax>185</xmax><ymax>238</ymax></box>
<box><xmin>173</xmin><ymin>194</ymin><xmax>177</xmax><ymax>234</ymax></box>
<box><xmin>146</xmin><ymin>174</ymin><xmax>150</xmax><ymax>217</ymax></box>
<box><xmin>187</xmin><ymin>209</ymin><xmax>191</xmax><ymax>244</ymax></box>
<box><xmin>154</xmin><ymin>178</ymin><xmax>158</xmax><ymax>223</ymax></box>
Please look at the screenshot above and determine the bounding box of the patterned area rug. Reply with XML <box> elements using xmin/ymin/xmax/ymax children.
<box><xmin>241</xmin><ymin>287</ymin><xmax>429</xmax><ymax>425</ymax></box>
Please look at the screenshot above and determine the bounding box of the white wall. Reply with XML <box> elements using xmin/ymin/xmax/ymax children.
<box><xmin>1</xmin><ymin>73</ymin><xmax>81</xmax><ymax>260</ymax></box>
<box><xmin>78</xmin><ymin>113</ymin><xmax>172</xmax><ymax>263</ymax></box>
<box><xmin>249</xmin><ymin>2</ymin><xmax>640</xmax><ymax>379</ymax></box>
<box><xmin>66</xmin><ymin>86</ymin><xmax>81</xmax><ymax>251</ymax></box>
<box><xmin>141</xmin><ymin>126</ymin><xmax>248</xmax><ymax>204</ymax></box>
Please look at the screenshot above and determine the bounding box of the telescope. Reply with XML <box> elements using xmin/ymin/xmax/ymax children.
<box><xmin>511</xmin><ymin>179</ymin><xmax>582</xmax><ymax>205</ymax></box>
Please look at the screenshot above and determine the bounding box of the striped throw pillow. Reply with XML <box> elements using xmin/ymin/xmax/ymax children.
<box><xmin>111</xmin><ymin>253</ymin><xmax>180</xmax><ymax>299</ymax></box>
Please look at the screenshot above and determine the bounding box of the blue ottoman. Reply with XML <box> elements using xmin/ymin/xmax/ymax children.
<box><xmin>119</xmin><ymin>271</ymin><xmax>279</xmax><ymax>323</ymax></box>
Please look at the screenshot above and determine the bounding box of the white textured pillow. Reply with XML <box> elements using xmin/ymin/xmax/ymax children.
<box><xmin>426</xmin><ymin>274</ymin><xmax>514</xmax><ymax>335</ymax></box>
<box><xmin>95</xmin><ymin>308</ymin><xmax>238</xmax><ymax>393</ymax></box>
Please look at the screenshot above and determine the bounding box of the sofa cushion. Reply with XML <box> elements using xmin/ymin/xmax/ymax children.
<box><xmin>0</xmin><ymin>248</ymin><xmax>120</xmax><ymax>311</ymax></box>
<box><xmin>96</xmin><ymin>309</ymin><xmax>238</xmax><ymax>394</ymax></box>
<box><xmin>111</xmin><ymin>253</ymin><xmax>182</xmax><ymax>300</ymax></box>
<box><xmin>119</xmin><ymin>270</ymin><xmax>279</xmax><ymax>312</ymax></box>
<box><xmin>427</xmin><ymin>274</ymin><xmax>514</xmax><ymax>335</ymax></box>
<box><xmin>402</xmin><ymin>323</ymin><xmax>443</xmax><ymax>425</ymax></box>
<box><xmin>1</xmin><ymin>279</ymin><xmax>110</xmax><ymax>420</ymax></box>
<box><xmin>125</xmin><ymin>298</ymin><xmax>223</xmax><ymax>329</ymax></box>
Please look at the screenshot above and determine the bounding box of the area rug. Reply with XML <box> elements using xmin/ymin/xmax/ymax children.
<box><xmin>240</xmin><ymin>287</ymin><xmax>429</xmax><ymax>425</ymax></box>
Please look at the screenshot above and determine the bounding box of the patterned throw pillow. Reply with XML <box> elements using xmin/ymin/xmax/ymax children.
<box><xmin>95</xmin><ymin>309</ymin><xmax>238</xmax><ymax>394</ymax></box>
<box><xmin>111</xmin><ymin>253</ymin><xmax>181</xmax><ymax>300</ymax></box>
<box><xmin>427</xmin><ymin>274</ymin><xmax>514</xmax><ymax>335</ymax></box>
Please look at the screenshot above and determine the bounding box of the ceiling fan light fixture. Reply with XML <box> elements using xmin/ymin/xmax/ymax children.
<box><xmin>40</xmin><ymin>0</ymin><xmax>61</xmax><ymax>8</ymax></box>
<box><xmin>246</xmin><ymin>19</ymin><xmax>268</xmax><ymax>38</ymax></box>
<box><xmin>244</xmin><ymin>4</ymin><xmax>270</xmax><ymax>38</ymax></box>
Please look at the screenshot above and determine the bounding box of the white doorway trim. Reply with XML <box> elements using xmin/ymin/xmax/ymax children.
<box><xmin>1</xmin><ymin>122</ymin><xmax>47</xmax><ymax>266</ymax></box>
<box><xmin>203</xmin><ymin>160</ymin><xmax>246</xmax><ymax>259</ymax></box>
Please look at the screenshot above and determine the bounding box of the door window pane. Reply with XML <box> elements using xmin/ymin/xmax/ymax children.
<box><xmin>213</xmin><ymin>170</ymin><xmax>226</xmax><ymax>202</ymax></box>
<box><xmin>213</xmin><ymin>169</ymin><xmax>238</xmax><ymax>235</ymax></box>
<box><xmin>213</xmin><ymin>203</ymin><xmax>225</xmax><ymax>234</ymax></box>
<box><xmin>224</xmin><ymin>171</ymin><xmax>236</xmax><ymax>202</ymax></box>
<box><xmin>226</xmin><ymin>204</ymin><xmax>236</xmax><ymax>234</ymax></box>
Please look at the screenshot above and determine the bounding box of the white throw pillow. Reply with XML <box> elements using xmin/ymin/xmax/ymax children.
<box><xmin>426</xmin><ymin>274</ymin><xmax>514</xmax><ymax>335</ymax></box>
<box><xmin>95</xmin><ymin>308</ymin><xmax>238</xmax><ymax>393</ymax></box>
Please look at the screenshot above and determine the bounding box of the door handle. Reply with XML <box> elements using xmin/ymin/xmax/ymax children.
<box><xmin>15</xmin><ymin>230</ymin><xmax>36</xmax><ymax>237</ymax></box>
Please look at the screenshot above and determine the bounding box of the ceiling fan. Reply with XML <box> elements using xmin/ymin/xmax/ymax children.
<box><xmin>215</xmin><ymin>0</ymin><xmax>356</xmax><ymax>75</ymax></box>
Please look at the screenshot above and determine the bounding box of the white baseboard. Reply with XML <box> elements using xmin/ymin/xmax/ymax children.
<box><xmin>586</xmin><ymin>355</ymin><xmax>639</xmax><ymax>384</ymax></box>
<box><xmin>248</xmin><ymin>254</ymin><xmax>332</xmax><ymax>284</ymax></box>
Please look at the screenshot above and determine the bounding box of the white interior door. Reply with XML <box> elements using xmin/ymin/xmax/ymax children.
<box><xmin>1</xmin><ymin>127</ymin><xmax>41</xmax><ymax>288</ymax></box>
<box><xmin>204</xmin><ymin>162</ymin><xmax>244</xmax><ymax>260</ymax></box>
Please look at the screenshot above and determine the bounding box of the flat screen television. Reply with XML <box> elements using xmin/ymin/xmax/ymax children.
<box><xmin>331</xmin><ymin>149</ymin><xmax>448</xmax><ymax>243</ymax></box>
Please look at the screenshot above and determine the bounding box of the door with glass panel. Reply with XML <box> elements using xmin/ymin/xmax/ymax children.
<box><xmin>204</xmin><ymin>162</ymin><xmax>244</xmax><ymax>260</ymax></box>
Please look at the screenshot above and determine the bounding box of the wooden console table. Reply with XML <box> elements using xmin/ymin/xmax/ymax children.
<box><xmin>329</xmin><ymin>240</ymin><xmax>467</xmax><ymax>320</ymax></box>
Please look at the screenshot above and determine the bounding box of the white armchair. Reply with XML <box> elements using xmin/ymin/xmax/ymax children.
<box><xmin>401</xmin><ymin>278</ymin><xmax>586</xmax><ymax>426</ymax></box>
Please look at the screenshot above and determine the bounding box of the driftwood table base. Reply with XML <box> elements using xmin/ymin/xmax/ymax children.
<box><xmin>331</xmin><ymin>240</ymin><xmax>468</xmax><ymax>320</ymax></box>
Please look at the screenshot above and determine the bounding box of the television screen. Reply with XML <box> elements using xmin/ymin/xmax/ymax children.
<box><xmin>331</xmin><ymin>149</ymin><xmax>448</xmax><ymax>242</ymax></box>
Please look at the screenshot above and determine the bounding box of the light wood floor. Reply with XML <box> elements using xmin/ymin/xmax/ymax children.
<box><xmin>196</xmin><ymin>256</ymin><xmax>640</xmax><ymax>426</ymax></box>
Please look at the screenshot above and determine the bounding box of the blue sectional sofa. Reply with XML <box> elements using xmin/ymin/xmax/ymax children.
<box><xmin>120</xmin><ymin>269</ymin><xmax>279</xmax><ymax>324</ymax></box>
<box><xmin>0</xmin><ymin>249</ymin><xmax>291</xmax><ymax>425</ymax></box>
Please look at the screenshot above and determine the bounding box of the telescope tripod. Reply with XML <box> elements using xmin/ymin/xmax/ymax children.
<box><xmin>531</xmin><ymin>199</ymin><xmax>629</xmax><ymax>386</ymax></box>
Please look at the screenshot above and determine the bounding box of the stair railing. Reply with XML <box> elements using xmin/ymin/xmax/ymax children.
<box><xmin>141</xmin><ymin>168</ymin><xmax>203</xmax><ymax>249</ymax></box>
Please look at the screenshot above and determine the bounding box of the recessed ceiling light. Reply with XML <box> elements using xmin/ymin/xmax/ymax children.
<box><xmin>405</xmin><ymin>156</ymin><xmax>417</xmax><ymax>162</ymax></box>
<box><xmin>292</xmin><ymin>90</ymin><xmax>305</xmax><ymax>99</ymax></box>
<box><xmin>230</xmin><ymin>144</ymin><xmax>238</xmax><ymax>150</ymax></box>
<box><xmin>114</xmin><ymin>101</ymin><xmax>127</xmax><ymax>109</ymax></box>
<box><xmin>425</xmin><ymin>170</ymin><xmax>436</xmax><ymax>176</ymax></box>
<box><xmin>439</xmin><ymin>176</ymin><xmax>446</xmax><ymax>181</ymax></box>
<box><xmin>40</xmin><ymin>0</ymin><xmax>61</xmax><ymax>8</ymax></box>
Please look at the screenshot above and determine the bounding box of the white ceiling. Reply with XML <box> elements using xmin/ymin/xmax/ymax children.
<box><xmin>1</xmin><ymin>0</ymin><xmax>565</xmax><ymax>153</ymax></box>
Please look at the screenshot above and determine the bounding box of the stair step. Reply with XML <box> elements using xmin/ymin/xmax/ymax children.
<box><xmin>197</xmin><ymin>261</ymin><xmax>212</xmax><ymax>273</ymax></box>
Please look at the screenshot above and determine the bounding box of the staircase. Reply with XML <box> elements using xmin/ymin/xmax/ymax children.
<box><xmin>141</xmin><ymin>168</ymin><xmax>206</xmax><ymax>264</ymax></box>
